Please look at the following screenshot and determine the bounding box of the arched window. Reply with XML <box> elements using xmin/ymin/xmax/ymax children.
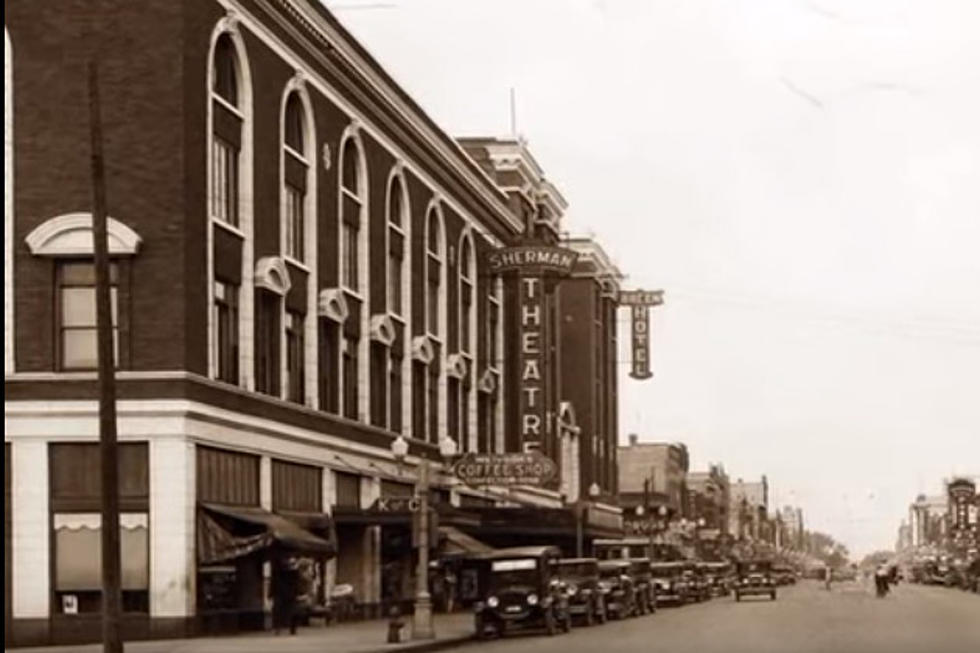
<box><xmin>479</xmin><ymin>276</ymin><xmax>503</xmax><ymax>453</ymax></box>
<box><xmin>458</xmin><ymin>236</ymin><xmax>474</xmax><ymax>354</ymax></box>
<box><xmin>210</xmin><ymin>34</ymin><xmax>242</xmax><ymax>229</ymax></box>
<box><xmin>425</xmin><ymin>208</ymin><xmax>443</xmax><ymax>337</ymax></box>
<box><xmin>449</xmin><ymin>233</ymin><xmax>477</xmax><ymax>452</ymax></box>
<box><xmin>280</xmin><ymin>87</ymin><xmax>315</xmax><ymax>405</ymax></box>
<box><xmin>340</xmin><ymin>140</ymin><xmax>363</xmax><ymax>291</ymax></box>
<box><xmin>282</xmin><ymin>92</ymin><xmax>307</xmax><ymax>263</ymax></box>
<box><xmin>384</xmin><ymin>172</ymin><xmax>410</xmax><ymax>433</ymax></box>
<box><xmin>208</xmin><ymin>27</ymin><xmax>251</xmax><ymax>389</ymax></box>
<box><xmin>423</xmin><ymin>205</ymin><xmax>445</xmax><ymax>442</ymax></box>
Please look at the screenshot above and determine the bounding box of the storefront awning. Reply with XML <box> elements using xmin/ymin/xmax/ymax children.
<box><xmin>439</xmin><ymin>526</ymin><xmax>495</xmax><ymax>558</ymax></box>
<box><xmin>198</xmin><ymin>504</ymin><xmax>336</xmax><ymax>565</ymax></box>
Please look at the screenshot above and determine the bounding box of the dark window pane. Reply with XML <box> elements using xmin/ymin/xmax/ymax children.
<box><xmin>212</xmin><ymin>35</ymin><xmax>238</xmax><ymax>106</ymax></box>
<box><xmin>284</xmin><ymin>93</ymin><xmax>305</xmax><ymax>154</ymax></box>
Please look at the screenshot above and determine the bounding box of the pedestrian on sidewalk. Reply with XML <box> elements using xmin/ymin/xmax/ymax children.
<box><xmin>272</xmin><ymin>556</ymin><xmax>301</xmax><ymax>635</ymax></box>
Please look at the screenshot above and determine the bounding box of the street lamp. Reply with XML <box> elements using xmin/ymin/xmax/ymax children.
<box><xmin>389</xmin><ymin>436</ymin><xmax>436</xmax><ymax>641</ymax></box>
<box><xmin>576</xmin><ymin>483</ymin><xmax>602</xmax><ymax>558</ymax></box>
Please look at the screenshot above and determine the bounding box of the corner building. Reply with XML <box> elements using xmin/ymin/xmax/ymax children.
<box><xmin>3</xmin><ymin>1</ymin><xmax>622</xmax><ymax>645</ymax></box>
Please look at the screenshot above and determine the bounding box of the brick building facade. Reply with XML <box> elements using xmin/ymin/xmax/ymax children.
<box><xmin>3</xmin><ymin>0</ymin><xmax>624</xmax><ymax>646</ymax></box>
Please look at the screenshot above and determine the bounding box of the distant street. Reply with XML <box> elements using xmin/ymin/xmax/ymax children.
<box><xmin>445</xmin><ymin>580</ymin><xmax>980</xmax><ymax>653</ymax></box>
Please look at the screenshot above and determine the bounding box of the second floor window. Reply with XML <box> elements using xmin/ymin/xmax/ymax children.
<box><xmin>459</xmin><ymin>238</ymin><xmax>474</xmax><ymax>354</ymax></box>
<box><xmin>213</xmin><ymin>280</ymin><xmax>239</xmax><ymax>384</ymax></box>
<box><xmin>341</xmin><ymin>139</ymin><xmax>363</xmax><ymax>291</ymax></box>
<box><xmin>283</xmin><ymin>93</ymin><xmax>307</xmax><ymax>262</ymax></box>
<box><xmin>425</xmin><ymin>208</ymin><xmax>443</xmax><ymax>336</ymax></box>
<box><xmin>286</xmin><ymin>311</ymin><xmax>304</xmax><ymax>404</ymax></box>
<box><xmin>387</xmin><ymin>177</ymin><xmax>406</xmax><ymax>317</ymax></box>
<box><xmin>210</xmin><ymin>34</ymin><xmax>242</xmax><ymax>228</ymax></box>
<box><xmin>57</xmin><ymin>262</ymin><xmax>119</xmax><ymax>370</ymax></box>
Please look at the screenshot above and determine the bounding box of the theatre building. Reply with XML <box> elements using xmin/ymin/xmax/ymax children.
<box><xmin>4</xmin><ymin>0</ymin><xmax>622</xmax><ymax>646</ymax></box>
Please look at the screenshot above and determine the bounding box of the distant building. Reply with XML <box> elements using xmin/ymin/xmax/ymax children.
<box><xmin>618</xmin><ymin>436</ymin><xmax>689</xmax><ymax>517</ymax></box>
<box><xmin>729</xmin><ymin>476</ymin><xmax>769</xmax><ymax>541</ymax></box>
<box><xmin>909</xmin><ymin>494</ymin><xmax>948</xmax><ymax>548</ymax></box>
<box><xmin>686</xmin><ymin>464</ymin><xmax>730</xmax><ymax>535</ymax></box>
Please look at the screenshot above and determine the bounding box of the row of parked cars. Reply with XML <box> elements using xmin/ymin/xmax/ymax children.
<box><xmin>470</xmin><ymin>544</ymin><xmax>790</xmax><ymax>639</ymax></box>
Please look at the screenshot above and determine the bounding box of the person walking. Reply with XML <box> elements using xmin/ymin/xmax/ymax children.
<box><xmin>874</xmin><ymin>563</ymin><xmax>890</xmax><ymax>598</ymax></box>
<box><xmin>444</xmin><ymin>568</ymin><xmax>458</xmax><ymax>613</ymax></box>
<box><xmin>273</xmin><ymin>557</ymin><xmax>301</xmax><ymax>635</ymax></box>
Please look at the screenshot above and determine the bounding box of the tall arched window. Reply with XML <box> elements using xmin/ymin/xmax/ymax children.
<box><xmin>280</xmin><ymin>85</ymin><xmax>316</xmax><ymax>406</ymax></box>
<box><xmin>208</xmin><ymin>27</ymin><xmax>252</xmax><ymax>388</ymax></box>
<box><xmin>340</xmin><ymin>140</ymin><xmax>363</xmax><ymax>292</ymax></box>
<box><xmin>449</xmin><ymin>233</ymin><xmax>476</xmax><ymax>451</ymax></box>
<box><xmin>422</xmin><ymin>205</ymin><xmax>445</xmax><ymax>443</ymax></box>
<box><xmin>339</xmin><ymin>134</ymin><xmax>367</xmax><ymax>420</ymax></box>
<box><xmin>282</xmin><ymin>93</ymin><xmax>307</xmax><ymax>263</ymax></box>
<box><xmin>383</xmin><ymin>172</ymin><xmax>410</xmax><ymax>432</ymax></box>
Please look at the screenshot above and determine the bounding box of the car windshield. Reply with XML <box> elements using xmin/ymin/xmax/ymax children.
<box><xmin>557</xmin><ymin>563</ymin><xmax>595</xmax><ymax>578</ymax></box>
<box><xmin>651</xmin><ymin>566</ymin><xmax>681</xmax><ymax>578</ymax></box>
<box><xmin>489</xmin><ymin>559</ymin><xmax>538</xmax><ymax>589</ymax></box>
<box><xmin>740</xmin><ymin>562</ymin><xmax>770</xmax><ymax>574</ymax></box>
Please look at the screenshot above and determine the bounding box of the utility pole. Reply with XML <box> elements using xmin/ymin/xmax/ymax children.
<box><xmin>88</xmin><ymin>60</ymin><xmax>123</xmax><ymax>653</ymax></box>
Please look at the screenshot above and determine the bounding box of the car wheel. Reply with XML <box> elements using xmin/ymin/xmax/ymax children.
<box><xmin>771</xmin><ymin>591</ymin><xmax>777</xmax><ymax>601</ymax></box>
<box><xmin>545</xmin><ymin>608</ymin><xmax>558</xmax><ymax>636</ymax></box>
<box><xmin>475</xmin><ymin>615</ymin><xmax>491</xmax><ymax>641</ymax></box>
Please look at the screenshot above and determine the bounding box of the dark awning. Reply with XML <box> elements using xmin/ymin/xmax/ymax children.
<box><xmin>439</xmin><ymin>526</ymin><xmax>495</xmax><ymax>558</ymax></box>
<box><xmin>198</xmin><ymin>504</ymin><xmax>336</xmax><ymax>565</ymax></box>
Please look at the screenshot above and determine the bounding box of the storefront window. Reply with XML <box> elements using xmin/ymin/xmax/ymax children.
<box><xmin>53</xmin><ymin>512</ymin><xmax>149</xmax><ymax>614</ymax></box>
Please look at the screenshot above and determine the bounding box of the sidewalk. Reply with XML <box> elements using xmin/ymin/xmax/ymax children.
<box><xmin>8</xmin><ymin>613</ymin><xmax>475</xmax><ymax>653</ymax></box>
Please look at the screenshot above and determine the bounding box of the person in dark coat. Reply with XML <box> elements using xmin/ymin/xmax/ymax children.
<box><xmin>273</xmin><ymin>557</ymin><xmax>301</xmax><ymax>635</ymax></box>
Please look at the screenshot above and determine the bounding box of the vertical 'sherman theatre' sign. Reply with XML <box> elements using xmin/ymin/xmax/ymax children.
<box><xmin>487</xmin><ymin>246</ymin><xmax>578</xmax><ymax>454</ymax></box>
<box><xmin>619</xmin><ymin>289</ymin><xmax>664</xmax><ymax>380</ymax></box>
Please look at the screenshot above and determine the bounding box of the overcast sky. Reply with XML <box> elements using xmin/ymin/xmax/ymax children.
<box><xmin>331</xmin><ymin>0</ymin><xmax>980</xmax><ymax>557</ymax></box>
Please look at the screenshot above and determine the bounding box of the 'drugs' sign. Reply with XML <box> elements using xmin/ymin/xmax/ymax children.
<box><xmin>619</xmin><ymin>289</ymin><xmax>664</xmax><ymax>381</ymax></box>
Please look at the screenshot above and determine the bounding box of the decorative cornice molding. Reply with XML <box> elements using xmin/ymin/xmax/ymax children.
<box><xmin>445</xmin><ymin>353</ymin><xmax>468</xmax><ymax>380</ymax></box>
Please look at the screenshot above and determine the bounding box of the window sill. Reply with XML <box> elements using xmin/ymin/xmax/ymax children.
<box><xmin>212</xmin><ymin>218</ymin><xmax>246</xmax><ymax>240</ymax></box>
<box><xmin>283</xmin><ymin>255</ymin><xmax>310</xmax><ymax>273</ymax></box>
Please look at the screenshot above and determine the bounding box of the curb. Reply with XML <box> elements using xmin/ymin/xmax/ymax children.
<box><xmin>361</xmin><ymin>634</ymin><xmax>475</xmax><ymax>653</ymax></box>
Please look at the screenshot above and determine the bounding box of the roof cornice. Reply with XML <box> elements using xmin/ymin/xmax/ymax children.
<box><xmin>261</xmin><ymin>0</ymin><xmax>522</xmax><ymax>234</ymax></box>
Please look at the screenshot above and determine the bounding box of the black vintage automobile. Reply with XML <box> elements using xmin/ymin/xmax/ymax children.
<box><xmin>598</xmin><ymin>559</ymin><xmax>637</xmax><ymax>619</ymax></box>
<box><xmin>772</xmin><ymin>564</ymin><xmax>797</xmax><ymax>586</ymax></box>
<box><xmin>473</xmin><ymin>546</ymin><xmax>572</xmax><ymax>638</ymax></box>
<box><xmin>734</xmin><ymin>559</ymin><xmax>777</xmax><ymax>601</ymax></box>
<box><xmin>628</xmin><ymin>558</ymin><xmax>658</xmax><ymax>615</ymax></box>
<box><xmin>649</xmin><ymin>561</ymin><xmax>688</xmax><ymax>605</ymax></box>
<box><xmin>553</xmin><ymin>558</ymin><xmax>607</xmax><ymax>626</ymax></box>
<box><xmin>680</xmin><ymin>562</ymin><xmax>708</xmax><ymax>602</ymax></box>
<box><xmin>704</xmin><ymin>561</ymin><xmax>734</xmax><ymax>597</ymax></box>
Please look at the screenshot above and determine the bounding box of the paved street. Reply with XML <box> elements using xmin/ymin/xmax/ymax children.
<box><xmin>445</xmin><ymin>580</ymin><xmax>980</xmax><ymax>653</ymax></box>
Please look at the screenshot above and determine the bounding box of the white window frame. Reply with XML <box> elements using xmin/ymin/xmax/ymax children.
<box><xmin>423</xmin><ymin>201</ymin><xmax>448</xmax><ymax>444</ymax></box>
<box><xmin>278</xmin><ymin>78</ymin><xmax>318</xmax><ymax>407</ymax></box>
<box><xmin>385</xmin><ymin>165</ymin><xmax>412</xmax><ymax>435</ymax></box>
<box><xmin>206</xmin><ymin>19</ymin><xmax>254</xmax><ymax>389</ymax></box>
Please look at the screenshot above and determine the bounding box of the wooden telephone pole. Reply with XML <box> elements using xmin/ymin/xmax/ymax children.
<box><xmin>88</xmin><ymin>60</ymin><xmax>124</xmax><ymax>653</ymax></box>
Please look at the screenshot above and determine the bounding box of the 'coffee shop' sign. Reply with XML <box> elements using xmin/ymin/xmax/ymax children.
<box><xmin>451</xmin><ymin>451</ymin><xmax>558</xmax><ymax>487</ymax></box>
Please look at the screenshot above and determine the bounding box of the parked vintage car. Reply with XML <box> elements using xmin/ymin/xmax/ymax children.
<box><xmin>772</xmin><ymin>564</ymin><xmax>797</xmax><ymax>586</ymax></box>
<box><xmin>628</xmin><ymin>558</ymin><xmax>658</xmax><ymax>614</ymax></box>
<box><xmin>553</xmin><ymin>558</ymin><xmax>607</xmax><ymax>626</ymax></box>
<box><xmin>649</xmin><ymin>561</ymin><xmax>688</xmax><ymax>606</ymax></box>
<box><xmin>598</xmin><ymin>559</ymin><xmax>637</xmax><ymax>619</ymax></box>
<box><xmin>473</xmin><ymin>546</ymin><xmax>572</xmax><ymax>638</ymax></box>
<box><xmin>694</xmin><ymin>562</ymin><xmax>715</xmax><ymax>601</ymax></box>
<box><xmin>680</xmin><ymin>562</ymin><xmax>708</xmax><ymax>602</ymax></box>
<box><xmin>704</xmin><ymin>561</ymin><xmax>734</xmax><ymax>597</ymax></box>
<box><xmin>734</xmin><ymin>559</ymin><xmax>777</xmax><ymax>601</ymax></box>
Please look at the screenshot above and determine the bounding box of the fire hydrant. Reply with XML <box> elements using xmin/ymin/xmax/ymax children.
<box><xmin>387</xmin><ymin>606</ymin><xmax>405</xmax><ymax>644</ymax></box>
